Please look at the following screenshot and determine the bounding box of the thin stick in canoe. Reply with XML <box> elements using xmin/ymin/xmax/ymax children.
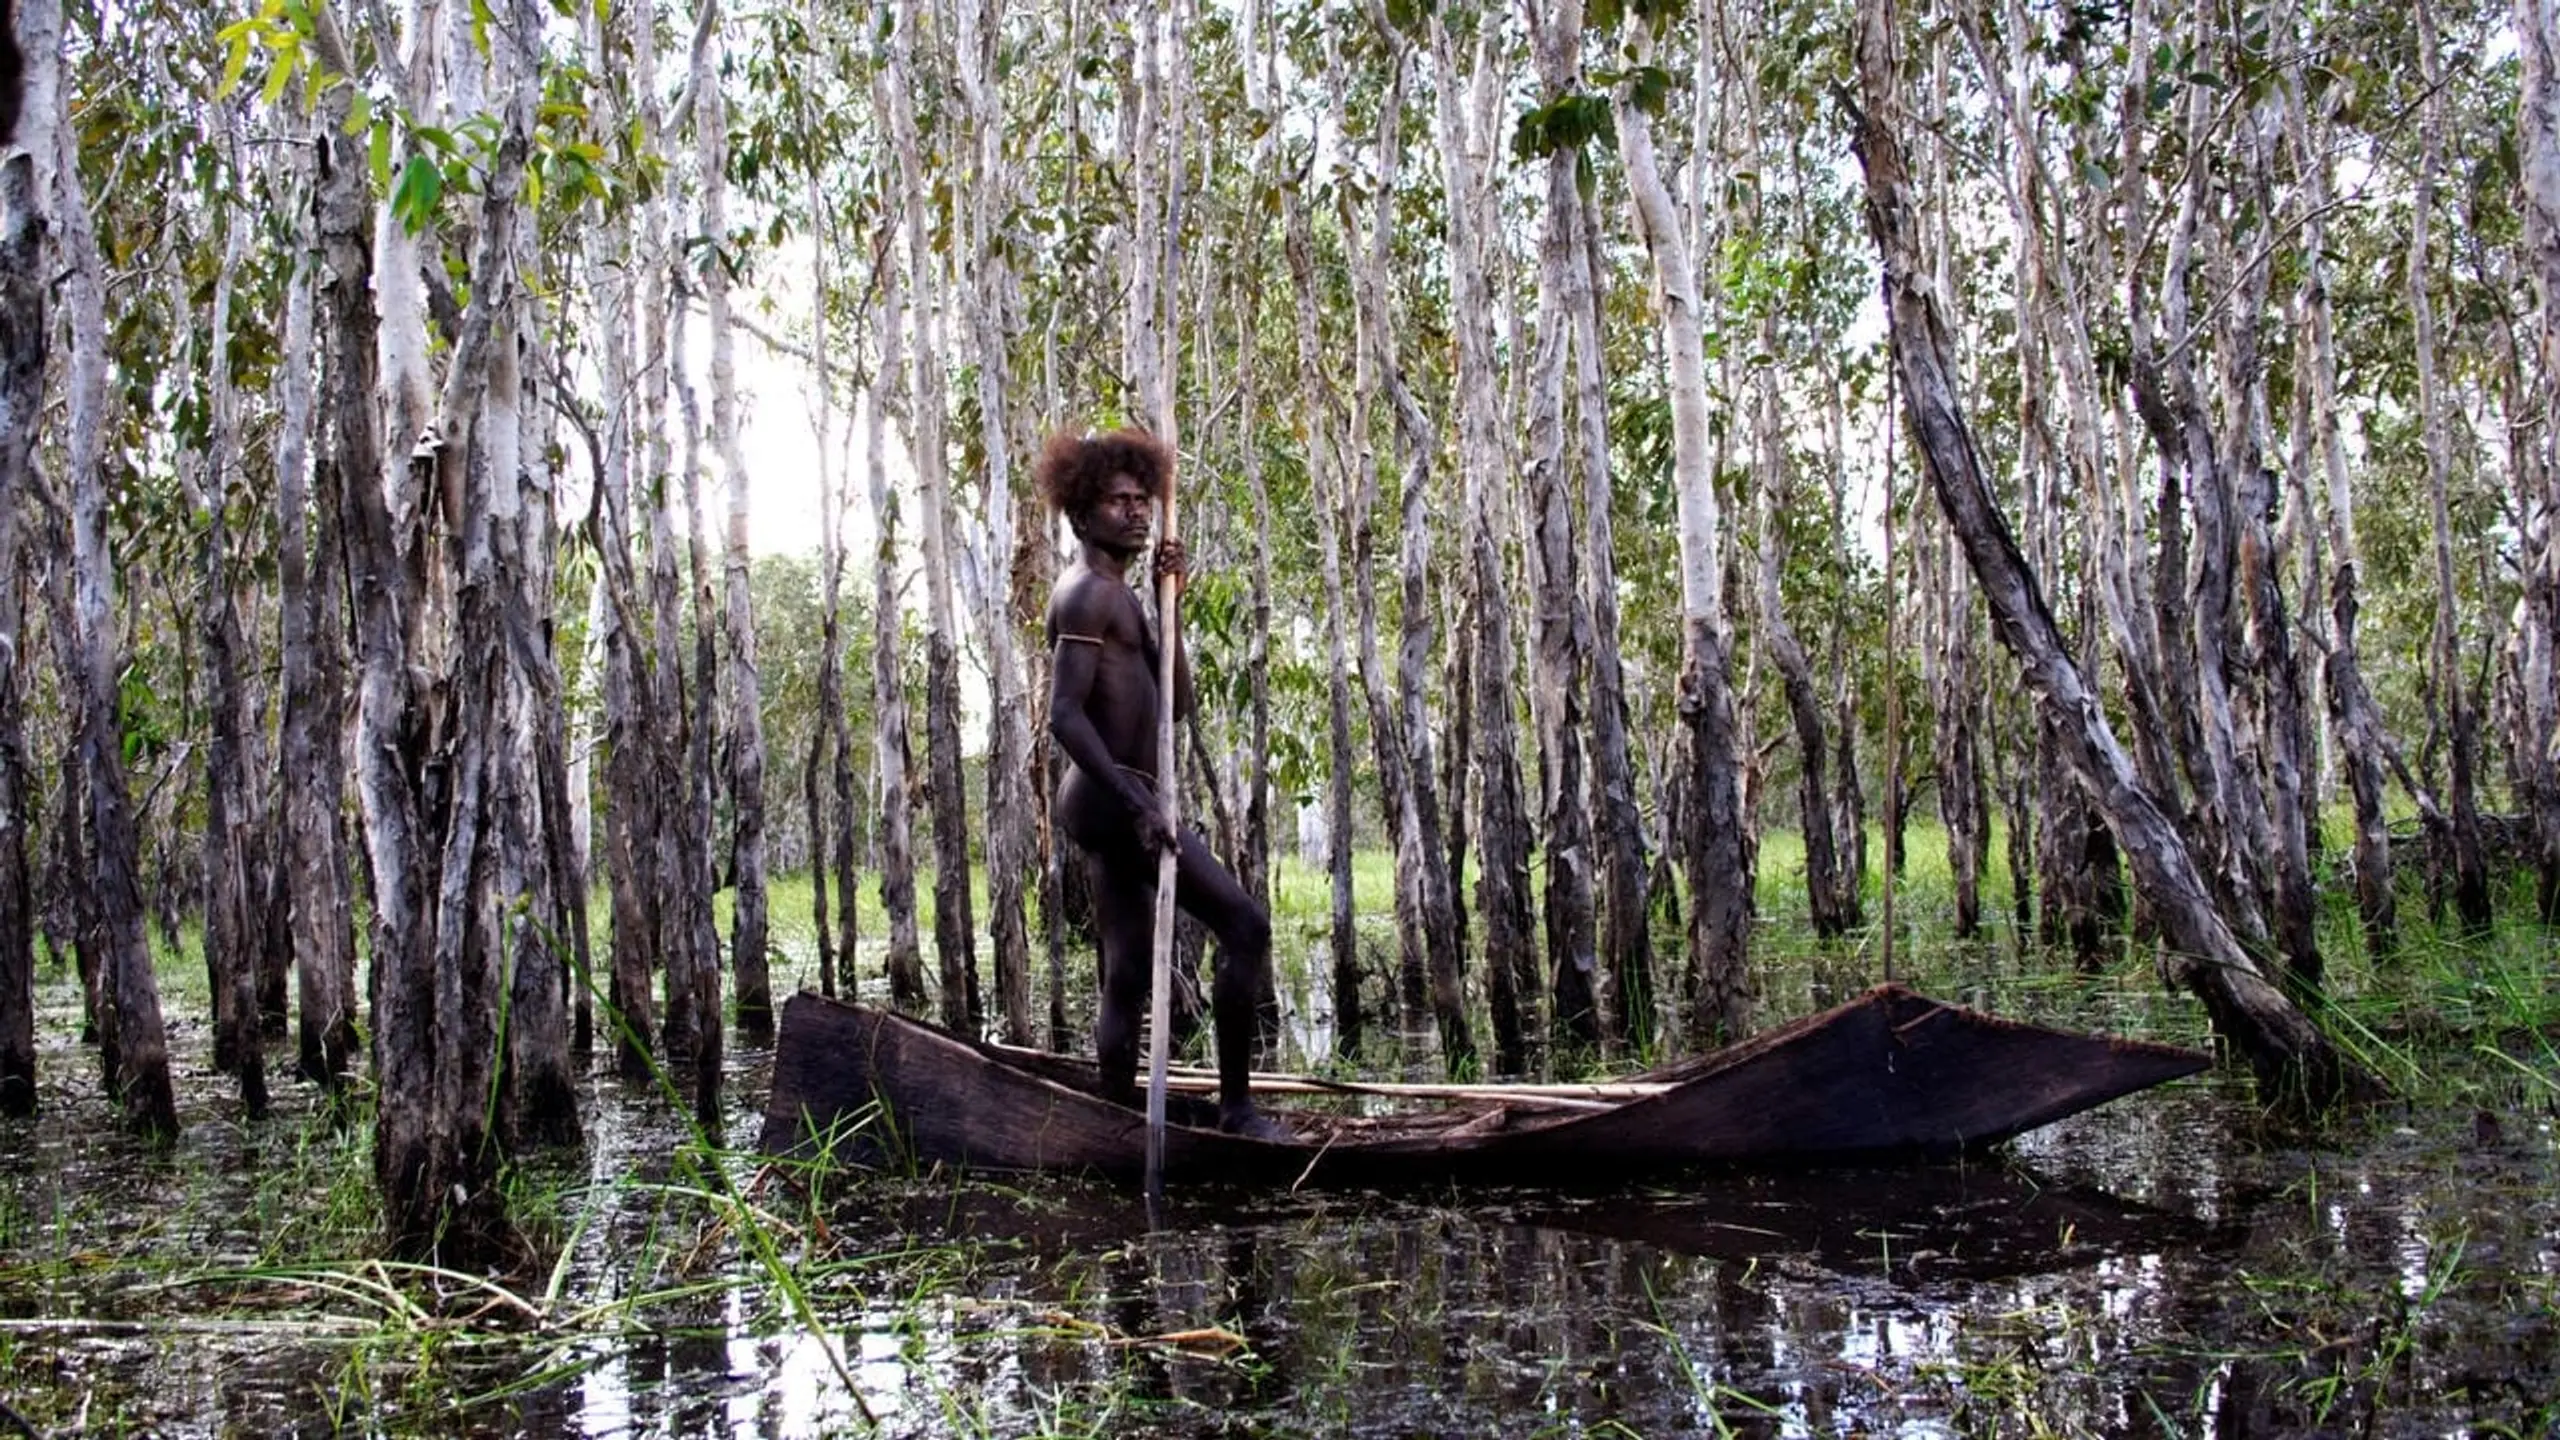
<box><xmin>986</xmin><ymin>1039</ymin><xmax>1671</xmax><ymax>1111</ymax></box>
<box><xmin>1157</xmin><ymin>1074</ymin><xmax>1624</xmax><ymax>1113</ymax></box>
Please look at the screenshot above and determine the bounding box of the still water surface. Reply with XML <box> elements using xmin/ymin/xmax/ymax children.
<box><xmin>2</xmin><ymin>983</ymin><xmax>2553</xmax><ymax>1438</ymax></box>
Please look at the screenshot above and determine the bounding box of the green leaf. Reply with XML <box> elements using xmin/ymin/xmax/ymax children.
<box><xmin>368</xmin><ymin>118</ymin><xmax>394</xmax><ymax>190</ymax></box>
<box><xmin>392</xmin><ymin>152</ymin><xmax>444</xmax><ymax>232</ymax></box>
<box><xmin>260</xmin><ymin>51</ymin><xmax>296</xmax><ymax>107</ymax></box>
<box><xmin>216</xmin><ymin>24</ymin><xmax>257</xmax><ymax>99</ymax></box>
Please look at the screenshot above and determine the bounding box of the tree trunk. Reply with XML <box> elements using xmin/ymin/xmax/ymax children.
<box><xmin>560</xmin><ymin>531</ymin><xmax>599</xmax><ymax>1060</ymax></box>
<box><xmin>0</xmin><ymin>151</ymin><xmax>40</xmax><ymax>1118</ymax></box>
<box><xmin>891</xmin><ymin>0</ymin><xmax>977</xmax><ymax>1032</ymax></box>
<box><xmin>476</xmin><ymin>11</ymin><xmax>578</xmax><ymax>1148</ymax></box>
<box><xmin>2411</xmin><ymin>0</ymin><xmax>2493</xmax><ymax>931</ymax></box>
<box><xmin>1614</xmin><ymin>19</ymin><xmax>1751</xmax><ymax>1046</ymax></box>
<box><xmin>2274</xmin><ymin>18</ymin><xmax>2395</xmax><ymax>958</ymax></box>
<box><xmin>1571</xmin><ymin>182</ymin><xmax>1654</xmax><ymax>1054</ymax></box>
<box><xmin>352</xmin><ymin>0</ymin><xmax>540</xmax><ymax>1257</ymax></box>
<box><xmin>498</xmin><ymin>308</ymin><xmax>580</xmax><ymax>1149</ymax></box>
<box><xmin>1757</xmin><ymin>390</ymin><xmax>1858</xmax><ymax>941</ymax></box>
<box><xmin>799</xmin><ymin>141</ymin><xmax>843</xmax><ymax>1003</ymax></box>
<box><xmin>2511</xmin><ymin>0</ymin><xmax>2560</xmax><ymax>921</ymax></box>
<box><xmin>1283</xmin><ymin>191</ymin><xmax>1365</xmax><ymax>1061</ymax></box>
<box><xmin>863</xmin><ymin>230</ymin><xmax>927</xmax><ymax>1013</ymax></box>
<box><xmin>41</xmin><ymin>0</ymin><xmax>175</xmax><ymax>1138</ymax></box>
<box><xmin>1338</xmin><ymin>33</ymin><xmax>1468</xmax><ymax>1066</ymax></box>
<box><xmin>2220</xmin><ymin>106</ymin><xmax>2318</xmax><ymax>986</ymax></box>
<box><xmin>196</xmin><ymin>112</ymin><xmax>269</xmax><ymax>1116</ymax></box>
<box><xmin>1236</xmin><ymin>163</ymin><xmax>1281</xmax><ymax>1053</ymax></box>
<box><xmin>36</xmin><ymin>556</ymin><xmax>97</xmax><ymax>1045</ymax></box>
<box><xmin>581</xmin><ymin>4</ymin><xmax>659</xmax><ymax>1071</ymax></box>
<box><xmin>1850</xmin><ymin>0</ymin><xmax>2358</xmax><ymax>1106</ymax></box>
<box><xmin>635</xmin><ymin>10</ymin><xmax>713</xmax><ymax>1081</ymax></box>
<box><xmin>696</xmin><ymin>0</ymin><xmax>772</xmax><ymax>1037</ymax></box>
<box><xmin>1522</xmin><ymin>0</ymin><xmax>1599</xmax><ymax>1057</ymax></box>
<box><xmin>1238</xmin><ymin>339</ymin><xmax>1282</xmax><ymax>1053</ymax></box>
<box><xmin>1431</xmin><ymin>8</ymin><xmax>1536</xmax><ymax>1075</ymax></box>
<box><xmin>2002</xmin><ymin>736</ymin><xmax>2035</xmax><ymax>931</ymax></box>
<box><xmin>1936</xmin><ymin>536</ymin><xmax>1990</xmax><ymax>939</ymax></box>
<box><xmin>957</xmin><ymin>0</ymin><xmax>1035</xmax><ymax>1048</ymax></box>
<box><xmin>668</xmin><ymin>243</ymin><xmax>725</xmax><ymax>1130</ymax></box>
<box><xmin>276</xmin><ymin>107</ymin><xmax>360</xmax><ymax>1094</ymax></box>
<box><xmin>2124</xmin><ymin>2</ymin><xmax>2284</xmax><ymax>954</ymax></box>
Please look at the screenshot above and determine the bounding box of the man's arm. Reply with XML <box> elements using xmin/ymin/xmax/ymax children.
<box><xmin>1155</xmin><ymin>539</ymin><xmax>1197</xmax><ymax>720</ymax></box>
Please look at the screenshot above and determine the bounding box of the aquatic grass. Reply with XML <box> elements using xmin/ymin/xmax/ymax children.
<box><xmin>243</xmin><ymin>1103</ymin><xmax>381</xmax><ymax>1266</ymax></box>
<box><xmin>2294</xmin><ymin>989</ymin><xmax>2431</xmax><ymax>1099</ymax></box>
<box><xmin>2476</xmin><ymin>1037</ymin><xmax>2560</xmax><ymax>1099</ymax></box>
<box><xmin>1634</xmin><ymin>1264</ymin><xmax>1789</xmax><ymax>1438</ymax></box>
<box><xmin>3</xmin><ymin>950</ymin><xmax>930</xmax><ymax>1436</ymax></box>
<box><xmin>559</xmin><ymin>963</ymin><xmax>887</xmax><ymax>1431</ymax></box>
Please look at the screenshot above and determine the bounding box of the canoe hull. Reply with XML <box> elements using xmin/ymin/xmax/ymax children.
<box><xmin>758</xmin><ymin>984</ymin><xmax>2211</xmax><ymax>1185</ymax></box>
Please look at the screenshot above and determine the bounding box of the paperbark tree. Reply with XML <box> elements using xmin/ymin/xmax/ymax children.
<box><xmin>1348</xmin><ymin>25</ymin><xmax>1471</xmax><ymax>1071</ymax></box>
<box><xmin>794</xmin><ymin>70</ymin><xmax>849</xmax><ymax>1003</ymax></box>
<box><xmin>495</xmin><ymin>289</ymin><xmax>580</xmax><ymax>1147</ymax></box>
<box><xmin>1932</xmin><ymin>528</ymin><xmax>1991</xmax><ymax>938</ymax></box>
<box><xmin>890</xmin><ymin>0</ymin><xmax>978</xmax><ymax>1032</ymax></box>
<box><xmin>668</xmin><ymin>249</ymin><xmax>725</xmax><ymax>1129</ymax></box>
<box><xmin>1429</xmin><ymin>5</ymin><xmax>1537</xmax><ymax>1075</ymax></box>
<box><xmin>354</xmin><ymin>0</ymin><xmax>549</xmax><ymax>1255</ymax></box>
<box><xmin>636</xmin><ymin>0</ymin><xmax>719</xmax><ymax>1087</ymax></box>
<box><xmin>1520</xmin><ymin>0</ymin><xmax>1599</xmax><ymax>1055</ymax></box>
<box><xmin>0</xmin><ymin>148</ymin><xmax>39</xmax><ymax>1118</ymax></box>
<box><xmin>2222</xmin><ymin>95</ymin><xmax>2318</xmax><ymax>986</ymax></box>
<box><xmin>1730</xmin><ymin>9</ymin><xmax>1858</xmax><ymax>947</ymax></box>
<box><xmin>38</xmin><ymin>0</ymin><xmax>176</xmax><ymax>1138</ymax></box>
<box><xmin>270</xmin><ymin>110</ymin><xmax>360</xmax><ymax>1092</ymax></box>
<box><xmin>955</xmin><ymin>0</ymin><xmax>1036</xmax><ymax>1047</ymax></box>
<box><xmin>1613</xmin><ymin>15</ymin><xmax>1752</xmax><ymax>1046</ymax></box>
<box><xmin>1850</xmin><ymin>0</ymin><xmax>2358</xmax><ymax>1107</ymax></box>
<box><xmin>2410</xmin><ymin>0</ymin><xmax>2493</xmax><ymax>931</ymax></box>
<box><xmin>583</xmin><ymin>0</ymin><xmax>661</xmax><ymax>1072</ymax></box>
<box><xmin>193</xmin><ymin>105</ymin><xmax>269</xmax><ymax>1115</ymax></box>
<box><xmin>695</xmin><ymin>0</ymin><xmax>772</xmax><ymax>1037</ymax></box>
<box><xmin>2510</xmin><ymin>0</ymin><xmax>2560</xmax><ymax>922</ymax></box>
<box><xmin>1283</xmin><ymin>187</ymin><xmax>1364</xmax><ymax>1059</ymax></box>
<box><xmin>862</xmin><ymin>212</ymin><xmax>928</xmax><ymax>1013</ymax></box>
<box><xmin>1571</xmin><ymin>178</ymin><xmax>1654</xmax><ymax>1053</ymax></box>
<box><xmin>1236</xmin><ymin>7</ymin><xmax>1282</xmax><ymax>1046</ymax></box>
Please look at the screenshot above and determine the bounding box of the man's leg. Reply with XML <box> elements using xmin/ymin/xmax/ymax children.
<box><xmin>1173</xmin><ymin>832</ymin><xmax>1275</xmax><ymax>1129</ymax></box>
<box><xmin>1088</xmin><ymin>849</ymin><xmax>1155</xmax><ymax>1108</ymax></box>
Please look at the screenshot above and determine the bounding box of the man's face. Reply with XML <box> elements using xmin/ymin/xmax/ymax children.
<box><xmin>1079</xmin><ymin>472</ymin><xmax>1154</xmax><ymax>552</ymax></box>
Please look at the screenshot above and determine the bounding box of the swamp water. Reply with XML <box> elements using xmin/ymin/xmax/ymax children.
<box><xmin>1</xmin><ymin>980</ymin><xmax>2554</xmax><ymax>1438</ymax></box>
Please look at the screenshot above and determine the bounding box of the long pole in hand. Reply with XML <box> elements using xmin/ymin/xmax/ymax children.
<box><xmin>1143</xmin><ymin>464</ymin><xmax>1182</xmax><ymax>1205</ymax></box>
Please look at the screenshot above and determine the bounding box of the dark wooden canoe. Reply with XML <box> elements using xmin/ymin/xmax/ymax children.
<box><xmin>758</xmin><ymin>983</ymin><xmax>2211</xmax><ymax>1186</ymax></box>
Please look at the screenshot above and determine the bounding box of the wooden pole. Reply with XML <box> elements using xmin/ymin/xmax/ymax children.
<box><xmin>1145</xmin><ymin>4</ymin><xmax>1188</xmax><ymax>1205</ymax></box>
<box><xmin>1145</xmin><ymin>472</ymin><xmax>1181</xmax><ymax>1202</ymax></box>
<box><xmin>1882</xmin><ymin>350</ymin><xmax>1899</xmax><ymax>984</ymax></box>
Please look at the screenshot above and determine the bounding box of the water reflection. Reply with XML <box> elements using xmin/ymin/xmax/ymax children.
<box><xmin>540</xmin><ymin>1156</ymin><xmax>2215</xmax><ymax>1437</ymax></box>
<box><xmin>4</xmin><ymin>1001</ymin><xmax>2554</xmax><ymax>1437</ymax></box>
<box><xmin>534</xmin><ymin>1063</ymin><xmax>2555</xmax><ymax>1440</ymax></box>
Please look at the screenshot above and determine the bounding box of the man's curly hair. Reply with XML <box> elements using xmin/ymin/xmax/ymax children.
<box><xmin>1033</xmin><ymin>428</ymin><xmax>1173</xmax><ymax>518</ymax></box>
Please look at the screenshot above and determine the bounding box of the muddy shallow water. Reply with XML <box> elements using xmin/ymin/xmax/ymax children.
<box><xmin>2</xmin><ymin>973</ymin><xmax>2555</xmax><ymax>1438</ymax></box>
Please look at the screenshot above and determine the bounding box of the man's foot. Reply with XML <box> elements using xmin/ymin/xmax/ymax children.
<box><xmin>1217</xmin><ymin>1103</ymin><xmax>1292</xmax><ymax>1142</ymax></box>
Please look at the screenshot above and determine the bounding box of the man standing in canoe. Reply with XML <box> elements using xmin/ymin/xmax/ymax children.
<box><xmin>1037</xmin><ymin>427</ymin><xmax>1283</xmax><ymax>1140</ymax></box>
